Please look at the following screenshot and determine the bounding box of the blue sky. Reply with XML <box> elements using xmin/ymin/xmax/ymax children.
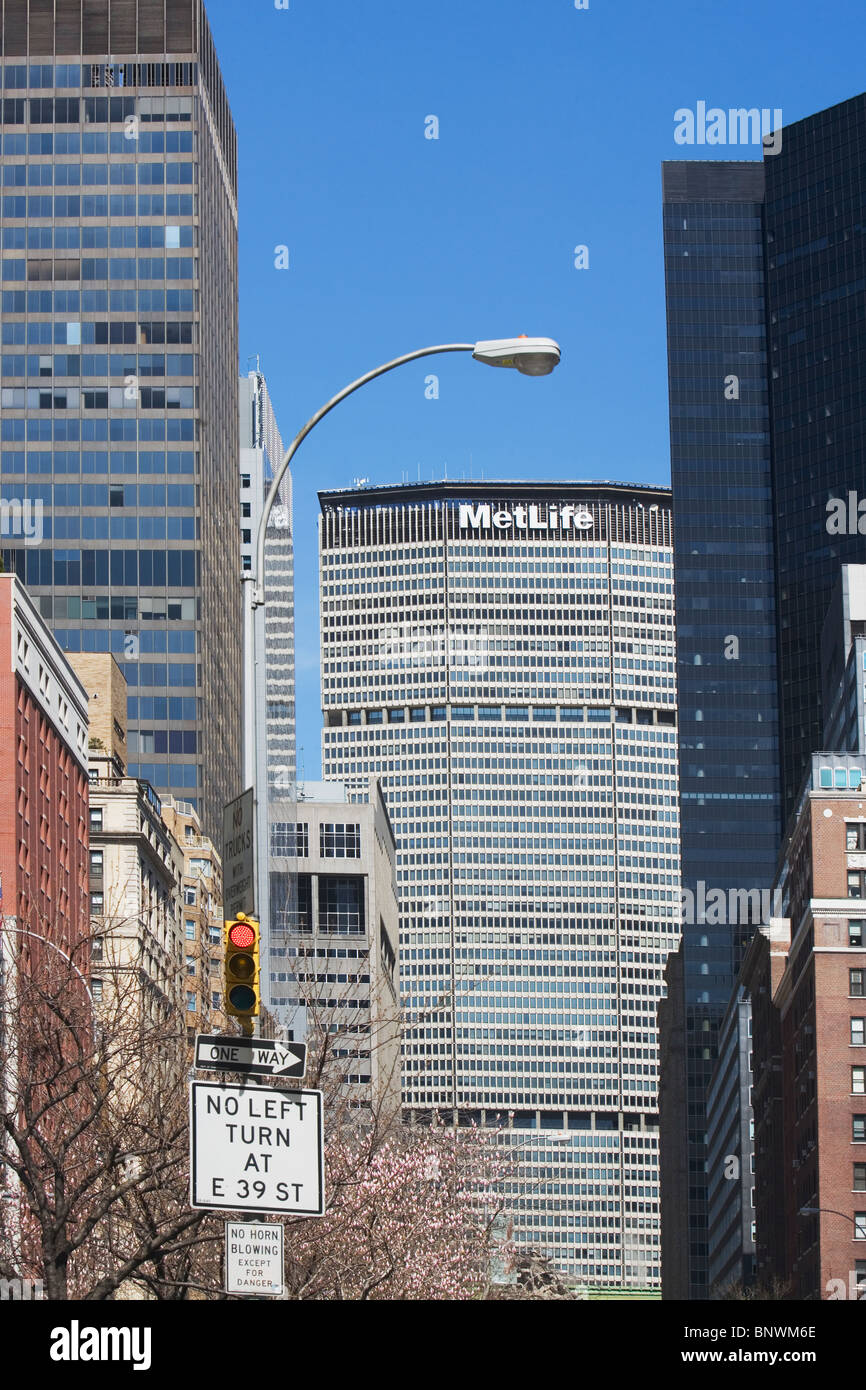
<box><xmin>205</xmin><ymin>0</ymin><xmax>866</xmax><ymax>775</ymax></box>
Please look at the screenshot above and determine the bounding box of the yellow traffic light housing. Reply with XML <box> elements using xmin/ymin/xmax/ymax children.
<box><xmin>224</xmin><ymin>913</ymin><xmax>260</xmax><ymax>1036</ymax></box>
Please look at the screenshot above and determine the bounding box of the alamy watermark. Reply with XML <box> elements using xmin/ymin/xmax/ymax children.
<box><xmin>0</xmin><ymin>1276</ymin><xmax>44</xmax><ymax>1299</ymax></box>
<box><xmin>674</xmin><ymin>103</ymin><xmax>783</xmax><ymax>155</ymax></box>
<box><xmin>378</xmin><ymin>623</ymin><xmax>488</xmax><ymax>670</ymax></box>
<box><xmin>0</xmin><ymin>497</ymin><xmax>43</xmax><ymax>546</ymax></box>
<box><xmin>826</xmin><ymin>492</ymin><xmax>866</xmax><ymax>535</ymax></box>
<box><xmin>680</xmin><ymin>882</ymin><xmax>783</xmax><ymax>926</ymax></box>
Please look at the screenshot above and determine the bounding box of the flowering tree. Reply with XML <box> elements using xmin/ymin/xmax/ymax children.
<box><xmin>0</xmin><ymin>916</ymin><xmax>216</xmax><ymax>1300</ymax></box>
<box><xmin>281</xmin><ymin>1118</ymin><xmax>510</xmax><ymax>1300</ymax></box>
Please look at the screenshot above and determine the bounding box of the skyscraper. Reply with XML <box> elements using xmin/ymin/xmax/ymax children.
<box><xmin>764</xmin><ymin>94</ymin><xmax>866</xmax><ymax>818</ymax></box>
<box><xmin>318</xmin><ymin>480</ymin><xmax>680</xmax><ymax>1290</ymax></box>
<box><xmin>661</xmin><ymin>159</ymin><xmax>781</xmax><ymax>1298</ymax></box>
<box><xmin>661</xmin><ymin>90</ymin><xmax>866</xmax><ymax>1297</ymax></box>
<box><xmin>0</xmin><ymin>0</ymin><xmax>240</xmax><ymax>838</ymax></box>
<box><xmin>238</xmin><ymin>368</ymin><xmax>295</xmax><ymax>1017</ymax></box>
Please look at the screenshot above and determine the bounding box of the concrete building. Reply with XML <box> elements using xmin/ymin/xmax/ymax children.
<box><xmin>71</xmin><ymin>652</ymin><xmax>183</xmax><ymax>1028</ymax></box>
<box><xmin>0</xmin><ymin>570</ymin><xmax>90</xmax><ymax>982</ymax></box>
<box><xmin>160</xmin><ymin>796</ymin><xmax>224</xmax><ymax>1048</ymax></box>
<box><xmin>739</xmin><ymin>920</ymin><xmax>793</xmax><ymax>1291</ymax></box>
<box><xmin>318</xmin><ymin>480</ymin><xmax>681</xmax><ymax>1289</ymax></box>
<box><xmin>0</xmin><ymin>0</ymin><xmax>242</xmax><ymax>837</ymax></box>
<box><xmin>269</xmin><ymin>778</ymin><xmax>400</xmax><ymax>1120</ymax></box>
<box><xmin>238</xmin><ymin>368</ymin><xmax>295</xmax><ymax>1019</ymax></box>
<box><xmin>705</xmin><ymin>986</ymin><xmax>755</xmax><ymax>1296</ymax></box>
<box><xmin>658</xmin><ymin>941</ymin><xmax>689</xmax><ymax>1299</ymax></box>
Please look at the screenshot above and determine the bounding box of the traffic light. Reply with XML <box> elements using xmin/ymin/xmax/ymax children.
<box><xmin>224</xmin><ymin>913</ymin><xmax>260</xmax><ymax>1036</ymax></box>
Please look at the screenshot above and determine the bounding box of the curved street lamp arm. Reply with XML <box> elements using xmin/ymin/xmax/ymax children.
<box><xmin>252</xmin><ymin>343</ymin><xmax>476</xmax><ymax>607</ymax></box>
<box><xmin>1</xmin><ymin>922</ymin><xmax>94</xmax><ymax>1006</ymax></box>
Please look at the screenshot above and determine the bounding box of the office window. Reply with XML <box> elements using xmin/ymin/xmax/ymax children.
<box><xmin>852</xmin><ymin>969</ymin><xmax>865</xmax><ymax>998</ymax></box>
<box><xmin>852</xmin><ymin>1018</ymin><xmax>865</xmax><ymax>1047</ymax></box>
<box><xmin>854</xmin><ymin>1115</ymin><xmax>866</xmax><ymax>1143</ymax></box>
<box><xmin>317</xmin><ymin>876</ymin><xmax>364</xmax><ymax>934</ymax></box>
<box><xmin>320</xmin><ymin>823</ymin><xmax>360</xmax><ymax>858</ymax></box>
<box><xmin>270</xmin><ymin>822</ymin><xmax>309</xmax><ymax>857</ymax></box>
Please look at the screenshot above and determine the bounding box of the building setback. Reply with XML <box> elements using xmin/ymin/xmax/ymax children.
<box><xmin>317</xmin><ymin>480</ymin><xmax>680</xmax><ymax>1290</ymax></box>
<box><xmin>0</xmin><ymin>0</ymin><xmax>241</xmax><ymax>839</ymax></box>
<box><xmin>269</xmin><ymin>778</ymin><xmax>401</xmax><ymax>1120</ymax></box>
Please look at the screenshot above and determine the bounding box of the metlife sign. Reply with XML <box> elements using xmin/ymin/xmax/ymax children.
<box><xmin>190</xmin><ymin>1081</ymin><xmax>324</xmax><ymax>1216</ymax></box>
<box><xmin>458</xmin><ymin>502</ymin><xmax>594</xmax><ymax>533</ymax></box>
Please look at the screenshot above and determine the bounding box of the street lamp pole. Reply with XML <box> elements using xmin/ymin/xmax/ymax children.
<box><xmin>241</xmin><ymin>336</ymin><xmax>561</xmax><ymax>1022</ymax></box>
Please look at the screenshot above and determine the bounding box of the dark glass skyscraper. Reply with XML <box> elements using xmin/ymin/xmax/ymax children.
<box><xmin>0</xmin><ymin>0</ymin><xmax>240</xmax><ymax>837</ymax></box>
<box><xmin>662</xmin><ymin>92</ymin><xmax>866</xmax><ymax>1298</ymax></box>
<box><xmin>662</xmin><ymin>160</ymin><xmax>782</xmax><ymax>1297</ymax></box>
<box><xmin>764</xmin><ymin>94</ymin><xmax>866</xmax><ymax>818</ymax></box>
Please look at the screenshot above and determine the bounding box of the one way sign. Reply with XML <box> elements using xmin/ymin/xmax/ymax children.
<box><xmin>195</xmin><ymin>1035</ymin><xmax>306</xmax><ymax>1079</ymax></box>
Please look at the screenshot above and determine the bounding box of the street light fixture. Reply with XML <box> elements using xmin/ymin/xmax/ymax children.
<box><xmin>241</xmin><ymin>336</ymin><xmax>561</xmax><ymax>1032</ymax></box>
<box><xmin>472</xmin><ymin>336</ymin><xmax>561</xmax><ymax>375</ymax></box>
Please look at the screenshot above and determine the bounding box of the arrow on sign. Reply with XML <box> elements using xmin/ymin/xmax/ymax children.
<box><xmin>195</xmin><ymin>1035</ymin><xmax>306</xmax><ymax>1079</ymax></box>
<box><xmin>271</xmin><ymin>1043</ymin><xmax>304</xmax><ymax>1075</ymax></box>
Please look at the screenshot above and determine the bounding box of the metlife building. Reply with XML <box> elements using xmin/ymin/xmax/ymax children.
<box><xmin>318</xmin><ymin>480</ymin><xmax>680</xmax><ymax>1290</ymax></box>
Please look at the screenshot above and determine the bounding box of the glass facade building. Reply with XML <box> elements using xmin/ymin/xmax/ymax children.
<box><xmin>0</xmin><ymin>0</ymin><xmax>241</xmax><ymax>838</ymax></box>
<box><xmin>318</xmin><ymin>480</ymin><xmax>680</xmax><ymax>1289</ymax></box>
<box><xmin>662</xmin><ymin>93</ymin><xmax>866</xmax><ymax>1298</ymax></box>
<box><xmin>764</xmin><ymin>94</ymin><xmax>866</xmax><ymax>818</ymax></box>
<box><xmin>662</xmin><ymin>159</ymin><xmax>782</xmax><ymax>1297</ymax></box>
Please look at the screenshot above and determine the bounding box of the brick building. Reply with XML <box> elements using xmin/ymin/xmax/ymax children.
<box><xmin>743</xmin><ymin>757</ymin><xmax>866</xmax><ymax>1299</ymax></box>
<box><xmin>0</xmin><ymin>572</ymin><xmax>90</xmax><ymax>980</ymax></box>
